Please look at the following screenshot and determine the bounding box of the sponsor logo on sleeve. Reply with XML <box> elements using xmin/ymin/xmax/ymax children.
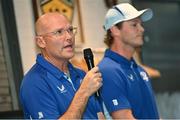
<box><xmin>112</xmin><ymin>99</ymin><xmax>118</xmax><ymax>106</ymax></box>
<box><xmin>38</xmin><ymin>112</ymin><xmax>44</xmax><ymax>119</ymax></box>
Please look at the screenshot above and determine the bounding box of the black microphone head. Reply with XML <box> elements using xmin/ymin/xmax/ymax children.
<box><xmin>83</xmin><ymin>48</ymin><xmax>94</xmax><ymax>70</ymax></box>
<box><xmin>83</xmin><ymin>48</ymin><xmax>93</xmax><ymax>59</ymax></box>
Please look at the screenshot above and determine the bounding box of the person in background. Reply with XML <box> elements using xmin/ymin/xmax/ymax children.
<box><xmin>98</xmin><ymin>3</ymin><xmax>159</xmax><ymax>119</ymax></box>
<box><xmin>19</xmin><ymin>12</ymin><xmax>104</xmax><ymax>119</ymax></box>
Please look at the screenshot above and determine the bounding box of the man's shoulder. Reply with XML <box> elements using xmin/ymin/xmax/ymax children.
<box><xmin>99</xmin><ymin>57</ymin><xmax>115</xmax><ymax>66</ymax></box>
<box><xmin>98</xmin><ymin>57</ymin><xmax>121</xmax><ymax>71</ymax></box>
<box><xmin>22</xmin><ymin>64</ymin><xmax>47</xmax><ymax>85</ymax></box>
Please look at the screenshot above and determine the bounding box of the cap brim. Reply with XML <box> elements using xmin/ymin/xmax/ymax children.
<box><xmin>104</xmin><ymin>8</ymin><xmax>153</xmax><ymax>31</ymax></box>
<box><xmin>120</xmin><ymin>8</ymin><xmax>153</xmax><ymax>22</ymax></box>
<box><xmin>140</xmin><ymin>8</ymin><xmax>153</xmax><ymax>22</ymax></box>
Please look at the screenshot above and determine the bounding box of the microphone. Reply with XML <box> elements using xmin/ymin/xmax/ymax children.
<box><xmin>83</xmin><ymin>48</ymin><xmax>99</xmax><ymax>98</ymax></box>
<box><xmin>83</xmin><ymin>48</ymin><xmax>94</xmax><ymax>70</ymax></box>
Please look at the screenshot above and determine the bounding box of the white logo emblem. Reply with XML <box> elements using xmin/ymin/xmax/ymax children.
<box><xmin>57</xmin><ymin>85</ymin><xmax>67</xmax><ymax>93</ymax></box>
<box><xmin>140</xmin><ymin>72</ymin><xmax>149</xmax><ymax>81</ymax></box>
<box><xmin>128</xmin><ymin>74</ymin><xmax>134</xmax><ymax>81</ymax></box>
<box><xmin>112</xmin><ymin>99</ymin><xmax>118</xmax><ymax>106</ymax></box>
<box><xmin>38</xmin><ymin>112</ymin><xmax>44</xmax><ymax>119</ymax></box>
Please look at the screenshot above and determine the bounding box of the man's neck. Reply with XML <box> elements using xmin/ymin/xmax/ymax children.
<box><xmin>42</xmin><ymin>53</ymin><xmax>69</xmax><ymax>72</ymax></box>
<box><xmin>111</xmin><ymin>44</ymin><xmax>135</xmax><ymax>60</ymax></box>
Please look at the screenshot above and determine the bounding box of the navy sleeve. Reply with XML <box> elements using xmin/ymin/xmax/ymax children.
<box><xmin>20</xmin><ymin>75</ymin><xmax>60</xmax><ymax>119</ymax></box>
<box><xmin>100</xmin><ymin>66</ymin><xmax>131</xmax><ymax>113</ymax></box>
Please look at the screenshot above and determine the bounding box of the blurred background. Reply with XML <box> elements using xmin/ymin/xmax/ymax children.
<box><xmin>0</xmin><ymin>0</ymin><xmax>180</xmax><ymax>119</ymax></box>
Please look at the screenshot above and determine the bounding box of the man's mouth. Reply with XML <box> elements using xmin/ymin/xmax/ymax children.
<box><xmin>64</xmin><ymin>44</ymin><xmax>73</xmax><ymax>49</ymax></box>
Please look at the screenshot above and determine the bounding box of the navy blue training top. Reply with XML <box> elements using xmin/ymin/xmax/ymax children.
<box><xmin>20</xmin><ymin>54</ymin><xmax>101</xmax><ymax>119</ymax></box>
<box><xmin>98</xmin><ymin>49</ymin><xmax>159</xmax><ymax>119</ymax></box>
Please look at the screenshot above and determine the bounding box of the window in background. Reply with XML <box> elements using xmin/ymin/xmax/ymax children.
<box><xmin>133</xmin><ymin>1</ymin><xmax>180</xmax><ymax>118</ymax></box>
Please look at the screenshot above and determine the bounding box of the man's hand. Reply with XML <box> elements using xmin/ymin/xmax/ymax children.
<box><xmin>79</xmin><ymin>66</ymin><xmax>102</xmax><ymax>97</ymax></box>
<box><xmin>59</xmin><ymin>66</ymin><xmax>103</xmax><ymax>119</ymax></box>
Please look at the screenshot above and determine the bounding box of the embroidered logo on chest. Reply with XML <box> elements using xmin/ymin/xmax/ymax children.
<box><xmin>57</xmin><ymin>84</ymin><xmax>67</xmax><ymax>93</ymax></box>
<box><xmin>140</xmin><ymin>71</ymin><xmax>149</xmax><ymax>81</ymax></box>
<box><xmin>127</xmin><ymin>74</ymin><xmax>134</xmax><ymax>81</ymax></box>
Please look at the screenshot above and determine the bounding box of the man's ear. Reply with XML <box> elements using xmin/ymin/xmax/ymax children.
<box><xmin>110</xmin><ymin>26</ymin><xmax>120</xmax><ymax>36</ymax></box>
<box><xmin>35</xmin><ymin>36</ymin><xmax>46</xmax><ymax>48</ymax></box>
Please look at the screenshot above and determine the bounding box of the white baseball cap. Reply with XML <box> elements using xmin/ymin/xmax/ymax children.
<box><xmin>104</xmin><ymin>3</ymin><xmax>153</xmax><ymax>31</ymax></box>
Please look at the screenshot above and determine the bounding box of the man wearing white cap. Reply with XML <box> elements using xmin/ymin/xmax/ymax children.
<box><xmin>98</xmin><ymin>3</ymin><xmax>159</xmax><ymax>119</ymax></box>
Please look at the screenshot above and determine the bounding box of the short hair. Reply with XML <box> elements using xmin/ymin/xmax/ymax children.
<box><xmin>104</xmin><ymin>22</ymin><xmax>123</xmax><ymax>47</ymax></box>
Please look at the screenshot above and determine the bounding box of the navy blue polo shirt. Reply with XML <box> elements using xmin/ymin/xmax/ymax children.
<box><xmin>98</xmin><ymin>49</ymin><xmax>159</xmax><ymax>119</ymax></box>
<box><xmin>20</xmin><ymin>54</ymin><xmax>101</xmax><ymax>119</ymax></box>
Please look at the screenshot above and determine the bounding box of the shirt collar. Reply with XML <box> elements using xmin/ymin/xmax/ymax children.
<box><xmin>36</xmin><ymin>54</ymin><xmax>79</xmax><ymax>80</ymax></box>
<box><xmin>104</xmin><ymin>49</ymin><xmax>138</xmax><ymax>68</ymax></box>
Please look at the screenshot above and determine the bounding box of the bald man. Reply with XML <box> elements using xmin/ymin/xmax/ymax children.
<box><xmin>19</xmin><ymin>12</ymin><xmax>104</xmax><ymax>119</ymax></box>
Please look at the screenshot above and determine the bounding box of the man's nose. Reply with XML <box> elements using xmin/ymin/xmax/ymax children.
<box><xmin>65</xmin><ymin>30</ymin><xmax>73</xmax><ymax>38</ymax></box>
<box><xmin>139</xmin><ymin>24</ymin><xmax>144</xmax><ymax>33</ymax></box>
<box><xmin>64</xmin><ymin>30</ymin><xmax>73</xmax><ymax>42</ymax></box>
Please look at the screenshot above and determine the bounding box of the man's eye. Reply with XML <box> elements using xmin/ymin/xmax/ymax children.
<box><xmin>132</xmin><ymin>23</ymin><xmax>137</xmax><ymax>27</ymax></box>
<box><xmin>68</xmin><ymin>28</ymin><xmax>73</xmax><ymax>32</ymax></box>
<box><xmin>56</xmin><ymin>30</ymin><xmax>63</xmax><ymax>34</ymax></box>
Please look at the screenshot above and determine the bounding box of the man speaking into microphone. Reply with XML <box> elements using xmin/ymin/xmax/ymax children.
<box><xmin>19</xmin><ymin>12</ymin><xmax>104</xmax><ymax>119</ymax></box>
<box><xmin>84</xmin><ymin>48</ymin><xmax>100</xmax><ymax>98</ymax></box>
